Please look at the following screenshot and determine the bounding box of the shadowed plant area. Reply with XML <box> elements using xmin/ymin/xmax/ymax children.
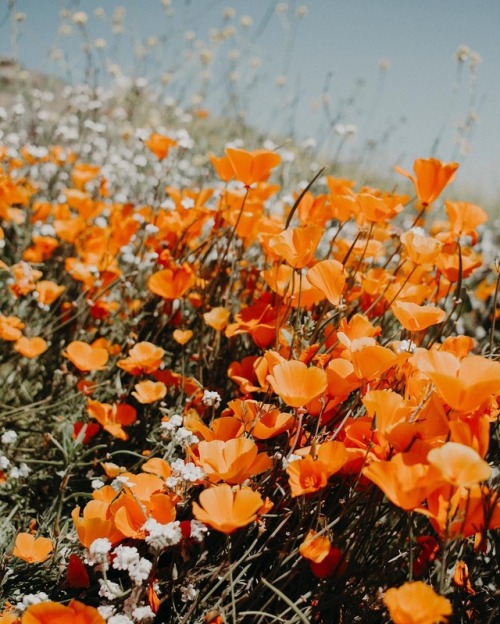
<box><xmin>0</xmin><ymin>2</ymin><xmax>499</xmax><ymax>624</ymax></box>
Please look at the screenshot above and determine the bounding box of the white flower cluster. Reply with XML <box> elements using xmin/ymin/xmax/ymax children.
<box><xmin>180</xmin><ymin>582</ymin><xmax>198</xmax><ymax>602</ymax></box>
<box><xmin>143</xmin><ymin>518</ymin><xmax>182</xmax><ymax>550</ymax></box>
<box><xmin>1</xmin><ymin>430</ymin><xmax>17</xmax><ymax>445</ymax></box>
<box><xmin>112</xmin><ymin>545</ymin><xmax>152</xmax><ymax>585</ymax></box>
<box><xmin>202</xmin><ymin>390</ymin><xmax>221</xmax><ymax>408</ymax></box>
<box><xmin>166</xmin><ymin>459</ymin><xmax>204</xmax><ymax>488</ymax></box>
<box><xmin>189</xmin><ymin>520</ymin><xmax>208</xmax><ymax>542</ymax></box>
<box><xmin>15</xmin><ymin>592</ymin><xmax>49</xmax><ymax>612</ymax></box>
<box><xmin>87</xmin><ymin>537</ymin><xmax>112</xmax><ymax>569</ymax></box>
<box><xmin>160</xmin><ymin>414</ymin><xmax>199</xmax><ymax>445</ymax></box>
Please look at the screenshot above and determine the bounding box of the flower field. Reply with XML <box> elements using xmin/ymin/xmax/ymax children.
<box><xmin>0</xmin><ymin>4</ymin><xmax>499</xmax><ymax>624</ymax></box>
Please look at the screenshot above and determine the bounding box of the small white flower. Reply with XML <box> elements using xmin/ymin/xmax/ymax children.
<box><xmin>1</xmin><ymin>430</ymin><xmax>17</xmax><ymax>445</ymax></box>
<box><xmin>132</xmin><ymin>606</ymin><xmax>155</xmax><ymax>622</ymax></box>
<box><xmin>202</xmin><ymin>390</ymin><xmax>221</xmax><ymax>408</ymax></box>
<box><xmin>180</xmin><ymin>583</ymin><xmax>198</xmax><ymax>602</ymax></box>
<box><xmin>112</xmin><ymin>545</ymin><xmax>140</xmax><ymax>571</ymax></box>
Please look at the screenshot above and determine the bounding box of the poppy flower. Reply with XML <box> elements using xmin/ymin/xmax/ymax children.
<box><xmin>72</xmin><ymin>500</ymin><xmax>124</xmax><ymax>548</ymax></box>
<box><xmin>173</xmin><ymin>329</ymin><xmax>193</xmax><ymax>345</ymax></box>
<box><xmin>117</xmin><ymin>341</ymin><xmax>165</xmax><ymax>375</ymax></box>
<box><xmin>267</xmin><ymin>360</ymin><xmax>327</xmax><ymax>408</ymax></box>
<box><xmin>287</xmin><ymin>456</ymin><xmax>329</xmax><ymax>497</ymax></box>
<box><xmin>383</xmin><ymin>582</ymin><xmax>452</xmax><ymax>624</ymax></box>
<box><xmin>35</xmin><ymin>280</ymin><xmax>65</xmax><ymax>305</ymax></box>
<box><xmin>395</xmin><ymin>158</ymin><xmax>458</xmax><ymax>206</ymax></box>
<box><xmin>411</xmin><ymin>350</ymin><xmax>500</xmax><ymax>412</ymax></box>
<box><xmin>148</xmin><ymin>264</ymin><xmax>195</xmax><ymax>300</ymax></box>
<box><xmin>203</xmin><ymin>307</ymin><xmax>230</xmax><ymax>331</ymax></box>
<box><xmin>13</xmin><ymin>337</ymin><xmax>48</xmax><ymax>359</ymax></box>
<box><xmin>63</xmin><ymin>341</ymin><xmax>109</xmax><ymax>372</ymax></box>
<box><xmin>427</xmin><ymin>442</ymin><xmax>491</xmax><ymax>488</ymax></box>
<box><xmin>192</xmin><ymin>483</ymin><xmax>264</xmax><ymax>534</ymax></box>
<box><xmin>196</xmin><ymin>437</ymin><xmax>272</xmax><ymax>484</ymax></box>
<box><xmin>209</xmin><ymin>152</ymin><xmax>236</xmax><ymax>182</ymax></box>
<box><xmin>145</xmin><ymin>133</ymin><xmax>177</xmax><ymax>160</ymax></box>
<box><xmin>362</xmin><ymin>453</ymin><xmax>442</xmax><ymax>511</ymax></box>
<box><xmin>391</xmin><ymin>301</ymin><xmax>446</xmax><ymax>332</ymax></box>
<box><xmin>306</xmin><ymin>259</ymin><xmax>346</xmax><ymax>305</ymax></box>
<box><xmin>299</xmin><ymin>530</ymin><xmax>331</xmax><ymax>563</ymax></box>
<box><xmin>445</xmin><ymin>200</ymin><xmax>488</xmax><ymax>240</ymax></box>
<box><xmin>400</xmin><ymin>231</ymin><xmax>443</xmax><ymax>265</ymax></box>
<box><xmin>267</xmin><ymin>224</ymin><xmax>323</xmax><ymax>269</ymax></box>
<box><xmin>131</xmin><ymin>380</ymin><xmax>167</xmax><ymax>404</ymax></box>
<box><xmin>22</xmin><ymin>600</ymin><xmax>104</xmax><ymax>624</ymax></box>
<box><xmin>0</xmin><ymin>315</ymin><xmax>24</xmax><ymax>341</ymax></box>
<box><xmin>87</xmin><ymin>399</ymin><xmax>137</xmax><ymax>440</ymax></box>
<box><xmin>13</xmin><ymin>533</ymin><xmax>53</xmax><ymax>564</ymax></box>
<box><xmin>225</xmin><ymin>148</ymin><xmax>281</xmax><ymax>188</ymax></box>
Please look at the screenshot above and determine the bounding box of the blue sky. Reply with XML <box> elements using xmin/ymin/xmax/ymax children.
<box><xmin>1</xmin><ymin>0</ymin><xmax>499</xmax><ymax>197</ymax></box>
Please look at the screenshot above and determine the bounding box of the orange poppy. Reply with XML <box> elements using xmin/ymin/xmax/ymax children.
<box><xmin>411</xmin><ymin>350</ymin><xmax>500</xmax><ymax>412</ymax></box>
<box><xmin>117</xmin><ymin>341</ymin><xmax>165</xmax><ymax>375</ymax></box>
<box><xmin>72</xmin><ymin>500</ymin><xmax>124</xmax><ymax>548</ymax></box>
<box><xmin>400</xmin><ymin>231</ymin><xmax>443</xmax><ymax>265</ymax></box>
<box><xmin>14</xmin><ymin>337</ymin><xmax>48</xmax><ymax>359</ymax></box>
<box><xmin>132</xmin><ymin>380</ymin><xmax>167</xmax><ymax>404</ymax></box>
<box><xmin>192</xmin><ymin>483</ymin><xmax>264</xmax><ymax>534</ymax></box>
<box><xmin>13</xmin><ymin>533</ymin><xmax>53</xmax><ymax>564</ymax></box>
<box><xmin>148</xmin><ymin>264</ymin><xmax>196</xmax><ymax>300</ymax></box>
<box><xmin>145</xmin><ymin>132</ymin><xmax>177</xmax><ymax>160</ymax></box>
<box><xmin>87</xmin><ymin>399</ymin><xmax>137</xmax><ymax>440</ymax></box>
<box><xmin>362</xmin><ymin>453</ymin><xmax>442</xmax><ymax>511</ymax></box>
<box><xmin>383</xmin><ymin>581</ymin><xmax>452</xmax><ymax>624</ymax></box>
<box><xmin>35</xmin><ymin>280</ymin><xmax>65</xmax><ymax>305</ymax></box>
<box><xmin>196</xmin><ymin>437</ymin><xmax>272</xmax><ymax>484</ymax></box>
<box><xmin>209</xmin><ymin>152</ymin><xmax>236</xmax><ymax>182</ymax></box>
<box><xmin>225</xmin><ymin>148</ymin><xmax>281</xmax><ymax>188</ymax></box>
<box><xmin>445</xmin><ymin>200</ymin><xmax>488</xmax><ymax>240</ymax></box>
<box><xmin>173</xmin><ymin>329</ymin><xmax>193</xmax><ymax>345</ymax></box>
<box><xmin>288</xmin><ymin>441</ymin><xmax>349</xmax><ymax>498</ymax></box>
<box><xmin>391</xmin><ymin>301</ymin><xmax>445</xmax><ymax>332</ymax></box>
<box><xmin>267</xmin><ymin>360</ymin><xmax>327</xmax><ymax>408</ymax></box>
<box><xmin>427</xmin><ymin>442</ymin><xmax>491</xmax><ymax>488</ymax></box>
<box><xmin>395</xmin><ymin>157</ymin><xmax>458</xmax><ymax>206</ymax></box>
<box><xmin>299</xmin><ymin>529</ymin><xmax>331</xmax><ymax>563</ymax></box>
<box><xmin>203</xmin><ymin>307</ymin><xmax>230</xmax><ymax>331</ymax></box>
<box><xmin>306</xmin><ymin>259</ymin><xmax>346</xmax><ymax>306</ymax></box>
<box><xmin>267</xmin><ymin>224</ymin><xmax>323</xmax><ymax>269</ymax></box>
<box><xmin>286</xmin><ymin>456</ymin><xmax>329</xmax><ymax>497</ymax></box>
<box><xmin>22</xmin><ymin>601</ymin><xmax>104</xmax><ymax>624</ymax></box>
<box><xmin>63</xmin><ymin>341</ymin><xmax>109</xmax><ymax>372</ymax></box>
